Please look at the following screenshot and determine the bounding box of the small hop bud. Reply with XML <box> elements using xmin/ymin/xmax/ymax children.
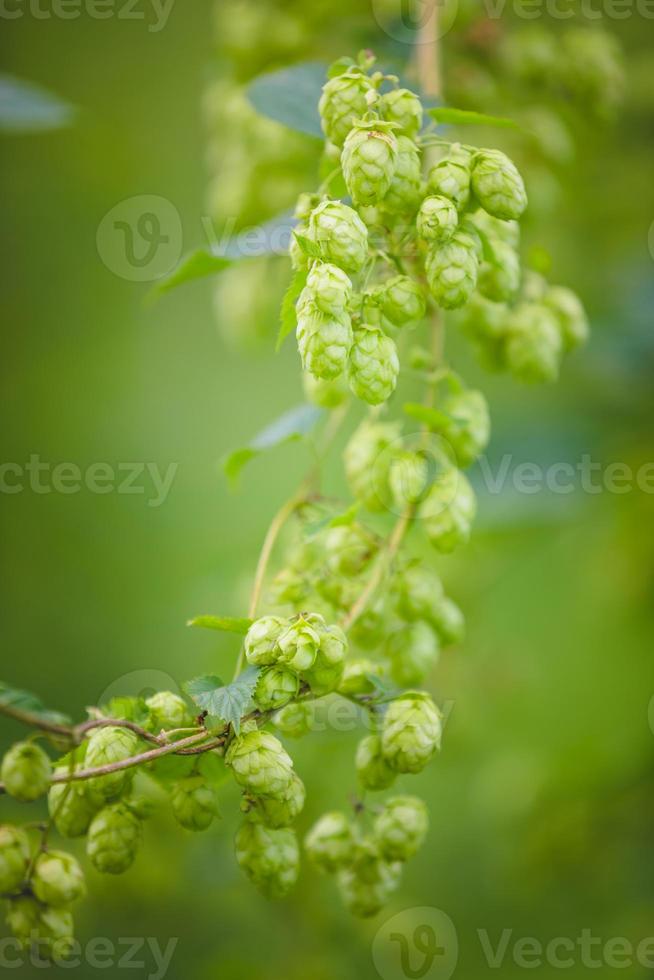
<box><xmin>542</xmin><ymin>285</ymin><xmax>589</xmax><ymax>351</ymax></box>
<box><xmin>272</xmin><ymin>701</ymin><xmax>314</xmax><ymax>739</ymax></box>
<box><xmin>381</xmin><ymin>692</ymin><xmax>442</xmax><ymax>774</ymax></box>
<box><xmin>387</xmin><ymin>620</ymin><xmax>440</xmax><ymax>688</ymax></box>
<box><xmin>277</xmin><ymin>613</ymin><xmax>324</xmax><ymax>672</ymax></box>
<box><xmin>417</xmin><ymin>195</ymin><xmax>459</xmax><ymax>243</ymax></box>
<box><xmin>383</xmin><ymin>135</ymin><xmax>423</xmax><ymax>213</ymax></box>
<box><xmin>145</xmin><ymin>692</ymin><xmax>192</xmax><ymax>733</ymax></box>
<box><xmin>325</xmin><ymin>524</ymin><xmax>375</xmax><ymax>577</ymax></box>
<box><xmin>381</xmin><ymin>88</ymin><xmax>423</xmax><ymax>137</ymax></box>
<box><xmin>348</xmin><ymin>326</ymin><xmax>400</xmax><ymax>405</ymax></box>
<box><xmin>1</xmin><ymin>742</ymin><xmax>52</xmax><ymax>803</ymax></box>
<box><xmin>381</xmin><ymin>276</ymin><xmax>427</xmax><ymax>326</ymax></box>
<box><xmin>421</xmin><ymin>466</ymin><xmax>477</xmax><ymax>553</ymax></box>
<box><xmin>428</xmin><ymin>153</ymin><xmax>471</xmax><ymax>211</ymax></box>
<box><xmin>304</xmin><ymin>811</ymin><xmax>355</xmax><ymax>873</ymax></box>
<box><xmin>303</xmin><ymin>622</ymin><xmax>348</xmax><ymax>696</ymax></box>
<box><xmin>6</xmin><ymin>896</ymin><xmax>74</xmax><ymax>957</ymax></box>
<box><xmin>0</xmin><ymin>825</ymin><xmax>30</xmax><ymax>895</ymax></box>
<box><xmin>306</xmin><ymin>261</ymin><xmax>352</xmax><ymax>317</ymax></box>
<box><xmin>374</xmin><ymin>795</ymin><xmax>429</xmax><ymax>861</ymax></box>
<box><xmin>309</xmin><ymin>201</ymin><xmax>368</xmax><ymax>274</ymax></box>
<box><xmin>336</xmin><ymin>858</ymin><xmax>402</xmax><ymax>918</ymax></box>
<box><xmin>303</xmin><ymin>371</ymin><xmax>349</xmax><ymax>410</ymax></box>
<box><xmin>426</xmin><ymin>231</ymin><xmax>479</xmax><ymax>310</ymax></box>
<box><xmin>225</xmin><ymin>730</ymin><xmax>294</xmax><ymax>800</ymax></box>
<box><xmin>319</xmin><ymin>71</ymin><xmax>374</xmax><ymax>147</ymax></box>
<box><xmin>32</xmin><ymin>851</ymin><xmax>86</xmax><ymax>908</ymax></box>
<box><xmin>297</xmin><ymin>295</ymin><xmax>353</xmax><ymax>381</ymax></box>
<box><xmin>389</xmin><ymin>451</ymin><xmax>430</xmax><ymax>509</ymax></box>
<box><xmin>244</xmin><ymin>771</ymin><xmax>305</xmax><ymax>829</ymax></box>
<box><xmin>478</xmin><ymin>239</ymin><xmax>521</xmax><ymax>304</ymax></box>
<box><xmin>344</xmin><ymin>418</ymin><xmax>402</xmax><ymax>512</ymax></box>
<box><xmin>505</xmin><ymin>302</ymin><xmax>563</xmax><ymax>383</ymax></box>
<box><xmin>471</xmin><ymin>148</ymin><xmax>527</xmax><ymax>221</ymax></box>
<box><xmin>86</xmin><ymin>803</ymin><xmax>142</xmax><ymax>874</ymax></box>
<box><xmin>294</xmin><ymin>192</ymin><xmax>322</xmax><ymax>222</ymax></box>
<box><xmin>244</xmin><ymin>616</ymin><xmax>287</xmax><ymax>667</ymax></box>
<box><xmin>432</xmin><ymin>596</ymin><xmax>465</xmax><ymax>647</ymax></box>
<box><xmin>395</xmin><ymin>564</ymin><xmax>445</xmax><ymax>624</ymax></box>
<box><xmin>342</xmin><ymin>124</ymin><xmax>399</xmax><ymax>206</ymax></box>
<box><xmin>253</xmin><ymin>666</ymin><xmax>299</xmax><ymax>712</ymax></box>
<box><xmin>355</xmin><ymin>734</ymin><xmax>396</xmax><ymax>791</ymax></box>
<box><xmin>48</xmin><ymin>774</ymin><xmax>97</xmax><ymax>839</ymax></box>
<box><xmin>84</xmin><ymin>727</ymin><xmax>140</xmax><ymax>805</ymax></box>
<box><xmin>437</xmin><ymin>386</ymin><xmax>491</xmax><ymax>468</ymax></box>
<box><xmin>170</xmin><ymin>776</ymin><xmax>219</xmax><ymax>832</ymax></box>
<box><xmin>234</xmin><ymin>822</ymin><xmax>299</xmax><ymax>898</ymax></box>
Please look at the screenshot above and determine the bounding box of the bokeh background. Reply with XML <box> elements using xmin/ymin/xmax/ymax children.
<box><xmin>1</xmin><ymin>1</ymin><xmax>653</xmax><ymax>977</ymax></box>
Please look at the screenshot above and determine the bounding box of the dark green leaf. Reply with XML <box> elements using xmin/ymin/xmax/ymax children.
<box><xmin>0</xmin><ymin>682</ymin><xmax>71</xmax><ymax>726</ymax></box>
<box><xmin>277</xmin><ymin>268</ymin><xmax>308</xmax><ymax>352</ymax></box>
<box><xmin>428</xmin><ymin>107</ymin><xmax>520</xmax><ymax>130</ymax></box>
<box><xmin>247</xmin><ymin>63</ymin><xmax>326</xmax><ymax>138</ymax></box>
<box><xmin>0</xmin><ymin>75</ymin><xmax>76</xmax><ymax>133</ymax></box>
<box><xmin>149</xmin><ymin>251</ymin><xmax>232</xmax><ymax>300</ymax></box>
<box><xmin>187</xmin><ymin>615</ymin><xmax>253</xmax><ymax>635</ymax></box>
<box><xmin>222</xmin><ymin>403</ymin><xmax>323</xmax><ymax>486</ymax></box>
<box><xmin>184</xmin><ymin>668</ymin><xmax>261</xmax><ymax>734</ymax></box>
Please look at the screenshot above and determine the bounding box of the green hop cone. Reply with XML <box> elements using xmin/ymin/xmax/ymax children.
<box><xmin>338</xmin><ymin>657</ymin><xmax>385</xmax><ymax>696</ymax></box>
<box><xmin>381</xmin><ymin>692</ymin><xmax>442</xmax><ymax>774</ymax></box>
<box><xmin>478</xmin><ymin>239</ymin><xmax>521</xmax><ymax>304</ymax></box>
<box><xmin>306</xmin><ymin>261</ymin><xmax>352</xmax><ymax>317</ymax></box>
<box><xmin>319</xmin><ymin>70</ymin><xmax>374</xmax><ymax>147</ymax></box>
<box><xmin>428</xmin><ymin>152</ymin><xmax>471</xmax><ymax>211</ymax></box>
<box><xmin>303</xmin><ymin>371</ymin><xmax>349</xmax><ymax>409</ymax></box>
<box><xmin>472</xmin><ymin>208</ymin><xmax>521</xmax><ymax>248</ymax></box>
<box><xmin>146</xmin><ymin>691</ymin><xmax>192</xmax><ymax>733</ymax></box>
<box><xmin>471</xmin><ymin>148</ymin><xmax>527</xmax><ymax>221</ymax></box>
<box><xmin>337</xmin><ymin>858</ymin><xmax>402</xmax><ymax>918</ymax></box>
<box><xmin>374</xmin><ymin>795</ymin><xmax>429</xmax><ymax>861</ymax></box>
<box><xmin>387</xmin><ymin>620</ymin><xmax>440</xmax><ymax>688</ymax></box>
<box><xmin>294</xmin><ymin>192</ymin><xmax>322</xmax><ymax>223</ymax></box>
<box><xmin>272</xmin><ymin>700</ymin><xmax>314</xmax><ymax>739</ymax></box>
<box><xmin>344</xmin><ymin>418</ymin><xmax>401</xmax><ymax>512</ymax></box>
<box><xmin>325</xmin><ymin>523</ymin><xmax>375</xmax><ymax>577</ymax></box>
<box><xmin>421</xmin><ymin>466</ymin><xmax>477</xmax><ymax>553</ymax></box>
<box><xmin>426</xmin><ymin>231</ymin><xmax>479</xmax><ymax>310</ymax></box>
<box><xmin>457</xmin><ymin>292</ymin><xmax>511</xmax><ymax>372</ymax></box>
<box><xmin>505</xmin><ymin>302</ymin><xmax>563</xmax><ymax>383</ymax></box>
<box><xmin>6</xmin><ymin>896</ymin><xmax>74</xmax><ymax>958</ymax></box>
<box><xmin>85</xmin><ymin>727</ymin><xmax>140</xmax><ymax>805</ymax></box>
<box><xmin>342</xmin><ymin>123</ymin><xmax>399</xmax><ymax>206</ymax></box>
<box><xmin>234</xmin><ymin>821</ymin><xmax>299</xmax><ymax>899</ymax></box>
<box><xmin>381</xmin><ymin>87</ymin><xmax>423</xmax><ymax>137</ymax></box>
<box><xmin>48</xmin><ymin>773</ymin><xmax>97</xmax><ymax>839</ymax></box>
<box><xmin>243</xmin><ymin>771</ymin><xmax>305</xmax><ymax>829</ymax></box>
<box><xmin>417</xmin><ymin>195</ymin><xmax>459</xmax><ymax>243</ymax></box>
<box><xmin>303</xmin><ymin>623</ymin><xmax>348</xmax><ymax>696</ymax></box>
<box><xmin>437</xmin><ymin>386</ymin><xmax>491</xmax><ymax>468</ymax></box>
<box><xmin>432</xmin><ymin>596</ymin><xmax>465</xmax><ymax>647</ymax></box>
<box><xmin>0</xmin><ymin>825</ymin><xmax>30</xmax><ymax>895</ymax></box>
<box><xmin>381</xmin><ymin>275</ymin><xmax>426</xmax><ymax>327</ymax></box>
<box><xmin>297</xmin><ymin>298</ymin><xmax>353</xmax><ymax>381</ymax></box>
<box><xmin>355</xmin><ymin>734</ymin><xmax>396</xmax><ymax>791</ymax></box>
<box><xmin>348</xmin><ymin>326</ymin><xmax>399</xmax><ymax>406</ymax></box>
<box><xmin>225</xmin><ymin>730</ymin><xmax>294</xmax><ymax>800</ymax></box>
<box><xmin>304</xmin><ymin>811</ymin><xmax>355</xmax><ymax>873</ymax></box>
<box><xmin>395</xmin><ymin>564</ymin><xmax>445</xmax><ymax>624</ymax></box>
<box><xmin>389</xmin><ymin>451</ymin><xmax>430</xmax><ymax>510</ymax></box>
<box><xmin>383</xmin><ymin>135</ymin><xmax>423</xmax><ymax>213</ymax></box>
<box><xmin>309</xmin><ymin>201</ymin><xmax>368</xmax><ymax>274</ymax></box>
<box><xmin>349</xmin><ymin>601</ymin><xmax>391</xmax><ymax>651</ymax></box>
<box><xmin>87</xmin><ymin>803</ymin><xmax>141</xmax><ymax>874</ymax></box>
<box><xmin>1</xmin><ymin>742</ymin><xmax>52</xmax><ymax>803</ymax></box>
<box><xmin>254</xmin><ymin>666</ymin><xmax>299</xmax><ymax>712</ymax></box>
<box><xmin>277</xmin><ymin>613</ymin><xmax>324</xmax><ymax>671</ymax></box>
<box><xmin>244</xmin><ymin>615</ymin><xmax>287</xmax><ymax>667</ymax></box>
<box><xmin>32</xmin><ymin>851</ymin><xmax>86</xmax><ymax>908</ymax></box>
<box><xmin>170</xmin><ymin>776</ymin><xmax>219</xmax><ymax>832</ymax></box>
<box><xmin>542</xmin><ymin>285</ymin><xmax>589</xmax><ymax>351</ymax></box>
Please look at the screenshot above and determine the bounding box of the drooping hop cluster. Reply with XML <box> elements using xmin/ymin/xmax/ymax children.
<box><xmin>304</xmin><ymin>794</ymin><xmax>428</xmax><ymax>917</ymax></box>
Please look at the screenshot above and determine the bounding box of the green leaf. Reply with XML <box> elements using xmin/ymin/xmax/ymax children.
<box><xmin>184</xmin><ymin>668</ymin><xmax>261</xmax><ymax>734</ymax></box>
<box><xmin>328</xmin><ymin>501</ymin><xmax>361</xmax><ymax>528</ymax></box>
<box><xmin>403</xmin><ymin>402</ymin><xmax>454</xmax><ymax>430</ymax></box>
<box><xmin>428</xmin><ymin>107</ymin><xmax>520</xmax><ymax>130</ymax></box>
<box><xmin>149</xmin><ymin>250</ymin><xmax>232</xmax><ymax>300</ymax></box>
<box><xmin>327</xmin><ymin>57</ymin><xmax>357</xmax><ymax>79</ymax></box>
<box><xmin>248</xmin><ymin>63</ymin><xmax>325</xmax><ymax>138</ymax></box>
<box><xmin>0</xmin><ymin>682</ymin><xmax>71</xmax><ymax>726</ymax></box>
<box><xmin>187</xmin><ymin>615</ymin><xmax>253</xmax><ymax>635</ymax></box>
<box><xmin>222</xmin><ymin>403</ymin><xmax>323</xmax><ymax>486</ymax></box>
<box><xmin>0</xmin><ymin>75</ymin><xmax>77</xmax><ymax>133</ymax></box>
<box><xmin>276</xmin><ymin>268</ymin><xmax>308</xmax><ymax>352</ymax></box>
<box><xmin>293</xmin><ymin>232</ymin><xmax>322</xmax><ymax>260</ymax></box>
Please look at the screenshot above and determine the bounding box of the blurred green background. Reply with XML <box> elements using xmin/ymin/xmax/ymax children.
<box><xmin>1</xmin><ymin>1</ymin><xmax>653</xmax><ymax>977</ymax></box>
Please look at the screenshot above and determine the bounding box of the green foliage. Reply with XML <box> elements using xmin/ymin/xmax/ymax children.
<box><xmin>185</xmin><ymin>668</ymin><xmax>260</xmax><ymax>734</ymax></box>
